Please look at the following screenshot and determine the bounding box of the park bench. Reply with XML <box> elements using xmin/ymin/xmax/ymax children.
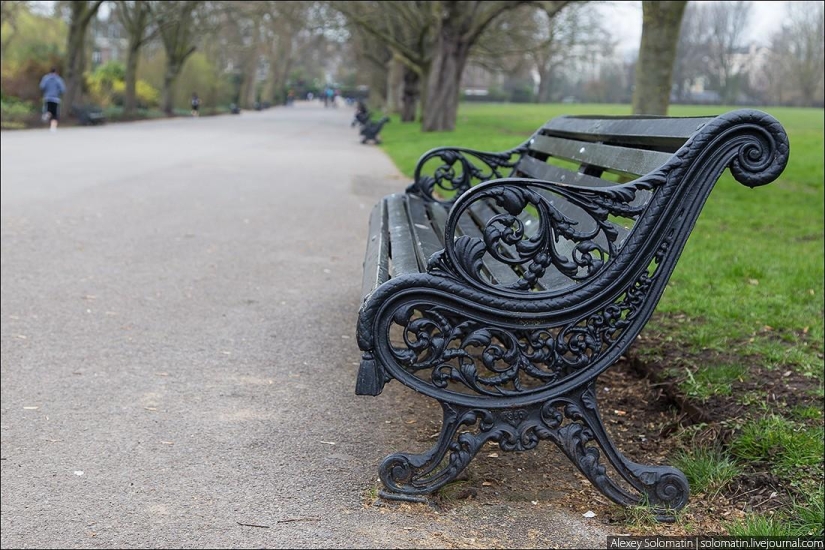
<box><xmin>352</xmin><ymin>102</ymin><xmax>371</xmax><ymax>127</ymax></box>
<box><xmin>355</xmin><ymin>109</ymin><xmax>789</xmax><ymax>518</ymax></box>
<box><xmin>71</xmin><ymin>105</ymin><xmax>106</xmax><ymax>126</ymax></box>
<box><xmin>359</xmin><ymin>115</ymin><xmax>390</xmax><ymax>145</ymax></box>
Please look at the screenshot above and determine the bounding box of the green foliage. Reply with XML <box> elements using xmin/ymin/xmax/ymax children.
<box><xmin>1</xmin><ymin>6</ymin><xmax>66</xmax><ymax>104</ymax></box>
<box><xmin>85</xmin><ymin>61</ymin><xmax>160</xmax><ymax>109</ymax></box>
<box><xmin>672</xmin><ymin>447</ymin><xmax>742</xmax><ymax>496</ymax></box>
<box><xmin>93</xmin><ymin>61</ymin><xmax>126</xmax><ymax>83</ymax></box>
<box><xmin>136</xmin><ymin>49</ymin><xmax>234</xmax><ymax>111</ymax></box>
<box><xmin>725</xmin><ymin>484</ymin><xmax>824</xmax><ymax>536</ymax></box>
<box><xmin>729</xmin><ymin>415</ymin><xmax>824</xmax><ymax>480</ymax></box>
<box><xmin>86</xmin><ymin>61</ymin><xmax>125</xmax><ymax>107</ymax></box>
<box><xmin>0</xmin><ymin>94</ymin><xmax>37</xmax><ymax>128</ymax></box>
<box><xmin>1</xmin><ymin>8</ymin><xmax>66</xmax><ymax>67</ymax></box>
<box><xmin>100</xmin><ymin>106</ymin><xmax>167</xmax><ymax>121</ymax></box>
<box><xmin>791</xmin><ymin>484</ymin><xmax>825</xmax><ymax>536</ymax></box>
<box><xmin>725</xmin><ymin>514</ymin><xmax>798</xmax><ymax>536</ymax></box>
<box><xmin>0</xmin><ymin>95</ymin><xmax>36</xmax><ymax>116</ymax></box>
<box><xmin>678</xmin><ymin>364</ymin><xmax>747</xmax><ymax>401</ymax></box>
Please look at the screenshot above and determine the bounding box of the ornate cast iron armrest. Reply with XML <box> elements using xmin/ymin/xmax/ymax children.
<box><xmin>426</xmin><ymin>177</ymin><xmax>646</xmax><ymax>296</ymax></box>
<box><xmin>406</xmin><ymin>142</ymin><xmax>530</xmax><ymax>205</ymax></box>
<box><xmin>426</xmin><ymin>110</ymin><xmax>790</xmax><ymax>298</ymax></box>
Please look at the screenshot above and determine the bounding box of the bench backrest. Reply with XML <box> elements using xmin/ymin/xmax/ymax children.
<box><xmin>514</xmin><ymin>115</ymin><xmax>715</xmax><ymax>185</ymax></box>
<box><xmin>467</xmin><ymin>115</ymin><xmax>719</xmax><ymax>292</ymax></box>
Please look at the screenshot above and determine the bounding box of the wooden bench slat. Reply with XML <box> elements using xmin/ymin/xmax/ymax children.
<box><xmin>516</xmin><ymin>155</ymin><xmax>616</xmax><ymax>187</ymax></box>
<box><xmin>530</xmin><ymin>135</ymin><xmax>673</xmax><ymax>177</ymax></box>
<box><xmin>386</xmin><ymin>194</ymin><xmax>421</xmax><ymax>277</ymax></box>
<box><xmin>542</xmin><ymin>115</ymin><xmax>714</xmax><ymax>150</ymax></box>
<box><xmin>361</xmin><ymin>199</ymin><xmax>390</xmax><ymax>300</ymax></box>
<box><xmin>407</xmin><ymin>195</ymin><xmax>447</xmax><ymax>268</ymax></box>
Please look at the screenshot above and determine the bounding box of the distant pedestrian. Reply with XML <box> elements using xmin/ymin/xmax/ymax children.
<box><xmin>39</xmin><ymin>67</ymin><xmax>66</xmax><ymax>132</ymax></box>
<box><xmin>190</xmin><ymin>92</ymin><xmax>200</xmax><ymax>117</ymax></box>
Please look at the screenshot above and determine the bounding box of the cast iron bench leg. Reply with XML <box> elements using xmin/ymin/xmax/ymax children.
<box><xmin>379</xmin><ymin>380</ymin><xmax>689</xmax><ymax>520</ymax></box>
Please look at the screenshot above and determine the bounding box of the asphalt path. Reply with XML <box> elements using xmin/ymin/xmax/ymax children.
<box><xmin>1</xmin><ymin>103</ymin><xmax>614</xmax><ymax>548</ymax></box>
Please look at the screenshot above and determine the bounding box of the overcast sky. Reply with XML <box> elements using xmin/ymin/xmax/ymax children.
<box><xmin>31</xmin><ymin>0</ymin><xmax>794</xmax><ymax>55</ymax></box>
<box><xmin>605</xmin><ymin>1</ymin><xmax>792</xmax><ymax>57</ymax></box>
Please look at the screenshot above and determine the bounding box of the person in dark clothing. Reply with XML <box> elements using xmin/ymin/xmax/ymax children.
<box><xmin>39</xmin><ymin>67</ymin><xmax>66</xmax><ymax>132</ymax></box>
<box><xmin>191</xmin><ymin>92</ymin><xmax>200</xmax><ymax>117</ymax></box>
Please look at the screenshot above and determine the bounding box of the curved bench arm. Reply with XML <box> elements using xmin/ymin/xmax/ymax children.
<box><xmin>427</xmin><ymin>177</ymin><xmax>648</xmax><ymax>296</ymax></box>
<box><xmin>406</xmin><ymin>141</ymin><xmax>531</xmax><ymax>205</ymax></box>
<box><xmin>427</xmin><ymin>109</ymin><xmax>790</xmax><ymax>298</ymax></box>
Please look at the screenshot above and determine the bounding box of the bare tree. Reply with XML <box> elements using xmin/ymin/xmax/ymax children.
<box><xmin>336</xmin><ymin>1</ymin><xmax>571</xmax><ymax>130</ymax></box>
<box><xmin>233</xmin><ymin>2</ymin><xmax>268</xmax><ymax>109</ymax></box>
<box><xmin>348</xmin><ymin>23</ymin><xmax>394</xmax><ymax>111</ymax></box>
<box><xmin>259</xmin><ymin>2</ymin><xmax>308</xmax><ymax>105</ymax></box>
<box><xmin>332</xmin><ymin>1</ymin><xmax>434</xmax><ymax>123</ymax></box>
<box><xmin>705</xmin><ymin>1</ymin><xmax>752</xmax><ymax>104</ymax></box>
<box><xmin>152</xmin><ymin>0</ymin><xmax>203</xmax><ymax>114</ymax></box>
<box><xmin>63</xmin><ymin>0</ymin><xmax>104</xmax><ymax>110</ymax></box>
<box><xmin>672</xmin><ymin>1</ymin><xmax>711</xmax><ymax>103</ymax></box>
<box><xmin>632</xmin><ymin>1</ymin><xmax>686</xmax><ymax>115</ymax></box>
<box><xmin>117</xmin><ymin>1</ymin><xmax>156</xmax><ymax>116</ymax></box>
<box><xmin>771</xmin><ymin>1</ymin><xmax>824</xmax><ymax>106</ymax></box>
<box><xmin>530</xmin><ymin>4</ymin><xmax>611</xmax><ymax>103</ymax></box>
<box><xmin>422</xmin><ymin>1</ymin><xmax>567</xmax><ymax>132</ymax></box>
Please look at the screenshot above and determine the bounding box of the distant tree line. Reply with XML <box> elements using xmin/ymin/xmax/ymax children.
<box><xmin>1</xmin><ymin>0</ymin><xmax>822</xmax><ymax>129</ymax></box>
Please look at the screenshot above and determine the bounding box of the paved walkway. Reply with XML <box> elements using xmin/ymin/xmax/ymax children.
<box><xmin>1</xmin><ymin>103</ymin><xmax>614</xmax><ymax>548</ymax></box>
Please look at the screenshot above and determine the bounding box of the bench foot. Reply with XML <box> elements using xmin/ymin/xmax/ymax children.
<box><xmin>551</xmin><ymin>383</ymin><xmax>689</xmax><ymax>519</ymax></box>
<box><xmin>376</xmin><ymin>382</ymin><xmax>688</xmax><ymax>518</ymax></box>
<box><xmin>379</xmin><ymin>402</ymin><xmax>491</xmax><ymax>496</ymax></box>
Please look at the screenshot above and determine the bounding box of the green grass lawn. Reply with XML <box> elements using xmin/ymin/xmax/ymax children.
<box><xmin>378</xmin><ymin>102</ymin><xmax>824</xmax><ymax>535</ymax></box>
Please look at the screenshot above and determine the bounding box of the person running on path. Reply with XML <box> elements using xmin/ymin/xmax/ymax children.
<box><xmin>39</xmin><ymin>67</ymin><xmax>66</xmax><ymax>132</ymax></box>
<box><xmin>190</xmin><ymin>92</ymin><xmax>200</xmax><ymax>117</ymax></box>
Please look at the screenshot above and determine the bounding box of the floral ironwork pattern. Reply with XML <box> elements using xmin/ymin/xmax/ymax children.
<box><xmin>407</xmin><ymin>144</ymin><xmax>529</xmax><ymax>205</ymax></box>
<box><xmin>379</xmin><ymin>384</ymin><xmax>689</xmax><ymax>515</ymax></box>
<box><xmin>390</xmin><ymin>246</ymin><xmax>665</xmax><ymax>397</ymax></box>
<box><xmin>428</xmin><ymin>179</ymin><xmax>659</xmax><ymax>294</ymax></box>
<box><xmin>356</xmin><ymin>109</ymin><xmax>790</xmax><ymax>518</ymax></box>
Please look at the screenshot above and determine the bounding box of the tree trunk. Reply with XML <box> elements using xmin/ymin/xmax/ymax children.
<box><xmin>536</xmin><ymin>65</ymin><xmax>553</xmax><ymax>103</ymax></box>
<box><xmin>241</xmin><ymin>24</ymin><xmax>262</xmax><ymax>109</ymax></box>
<box><xmin>386</xmin><ymin>55</ymin><xmax>403</xmax><ymax>114</ymax></box>
<box><xmin>162</xmin><ymin>65</ymin><xmax>180</xmax><ymax>114</ymax></box>
<box><xmin>64</xmin><ymin>18</ymin><xmax>88</xmax><ymax>110</ymax></box>
<box><xmin>632</xmin><ymin>1</ymin><xmax>687</xmax><ymax>115</ymax></box>
<box><xmin>123</xmin><ymin>39</ymin><xmax>140</xmax><ymax>116</ymax></box>
<box><xmin>263</xmin><ymin>34</ymin><xmax>293</xmax><ymax>105</ymax></box>
<box><xmin>63</xmin><ymin>1</ymin><xmax>103</xmax><ymax>111</ymax></box>
<box><xmin>261</xmin><ymin>48</ymin><xmax>278</xmax><ymax>104</ymax></box>
<box><xmin>400</xmin><ymin>65</ymin><xmax>419</xmax><ymax>122</ymax></box>
<box><xmin>421</xmin><ymin>17</ymin><xmax>470</xmax><ymax>132</ymax></box>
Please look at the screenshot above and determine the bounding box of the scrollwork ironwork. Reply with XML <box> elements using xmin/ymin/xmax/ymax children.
<box><xmin>427</xmin><ymin>179</ymin><xmax>658</xmax><ymax>295</ymax></box>
<box><xmin>407</xmin><ymin>144</ymin><xmax>529</xmax><ymax>204</ymax></box>
<box><xmin>358</xmin><ymin>109</ymin><xmax>790</xmax><ymax>518</ymax></box>
<box><xmin>378</xmin><ymin>384</ymin><xmax>689</xmax><ymax>516</ymax></box>
<box><xmin>388</xmin><ymin>252</ymin><xmax>664</xmax><ymax>398</ymax></box>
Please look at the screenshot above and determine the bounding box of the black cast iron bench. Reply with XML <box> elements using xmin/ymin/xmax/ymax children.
<box><xmin>360</xmin><ymin>115</ymin><xmax>390</xmax><ymax>145</ymax></box>
<box><xmin>355</xmin><ymin>109</ymin><xmax>789</xmax><ymax>517</ymax></box>
<box><xmin>71</xmin><ymin>105</ymin><xmax>106</xmax><ymax>126</ymax></box>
